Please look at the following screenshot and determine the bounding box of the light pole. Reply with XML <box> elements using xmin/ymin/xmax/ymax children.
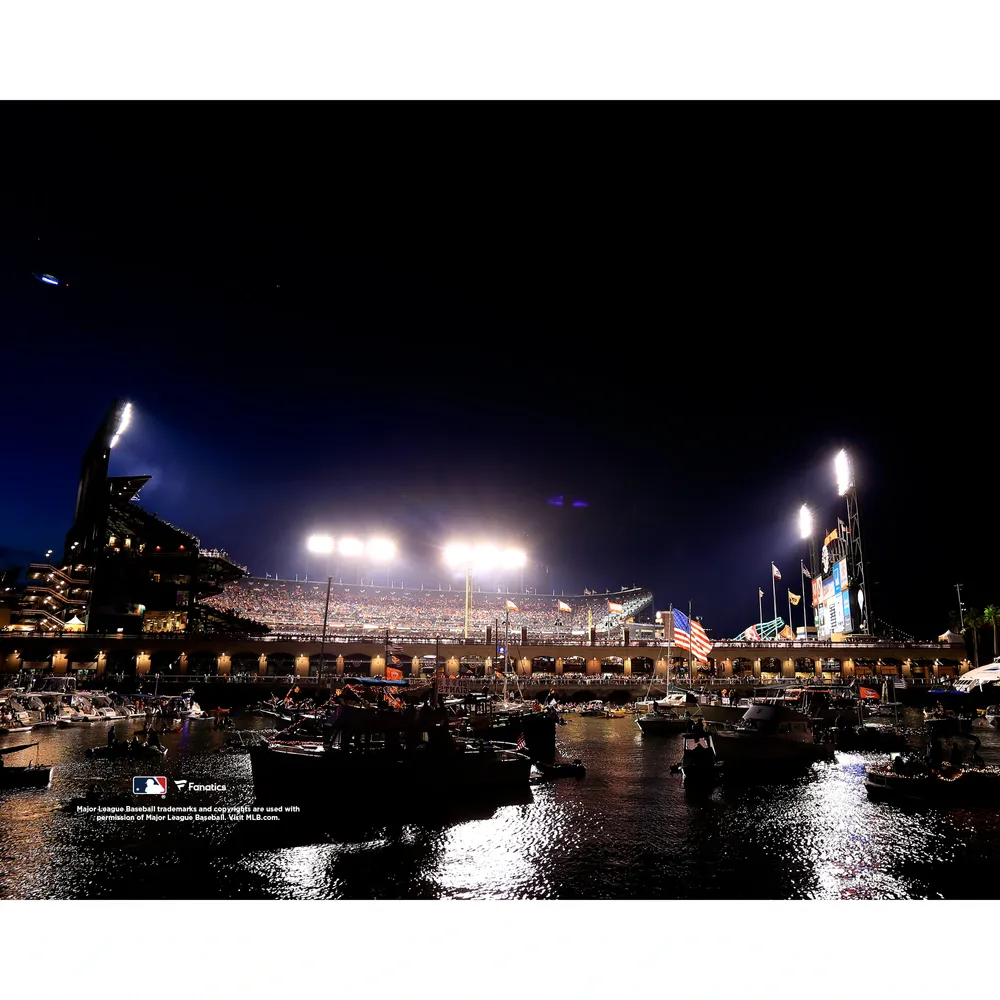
<box><xmin>319</xmin><ymin>576</ymin><xmax>332</xmax><ymax>681</ymax></box>
<box><xmin>836</xmin><ymin>448</ymin><xmax>871</xmax><ymax>635</ymax></box>
<box><xmin>337</xmin><ymin>537</ymin><xmax>364</xmax><ymax>583</ymax></box>
<box><xmin>307</xmin><ymin>534</ymin><xmax>334</xmax><ymax>582</ymax></box>
<box><xmin>366</xmin><ymin>538</ymin><xmax>396</xmax><ymax>587</ymax></box>
<box><xmin>445</xmin><ymin>543</ymin><xmax>526</xmax><ymax>641</ymax></box>
<box><xmin>798</xmin><ymin>504</ymin><xmax>813</xmax><ymax>639</ymax></box>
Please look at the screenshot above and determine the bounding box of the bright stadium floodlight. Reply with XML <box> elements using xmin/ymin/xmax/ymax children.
<box><xmin>109</xmin><ymin>401</ymin><xmax>132</xmax><ymax>449</ymax></box>
<box><xmin>799</xmin><ymin>504</ymin><xmax>813</xmax><ymax>540</ymax></box>
<box><xmin>501</xmin><ymin>547</ymin><xmax>526</xmax><ymax>569</ymax></box>
<box><xmin>472</xmin><ymin>544</ymin><xmax>499</xmax><ymax>571</ymax></box>
<box><xmin>835</xmin><ymin>449</ymin><xmax>853</xmax><ymax>497</ymax></box>
<box><xmin>366</xmin><ymin>538</ymin><xmax>396</xmax><ymax>561</ymax></box>
<box><xmin>444</xmin><ymin>543</ymin><xmax>472</xmax><ymax>567</ymax></box>
<box><xmin>307</xmin><ymin>534</ymin><xmax>335</xmax><ymax>554</ymax></box>
<box><xmin>338</xmin><ymin>537</ymin><xmax>364</xmax><ymax>557</ymax></box>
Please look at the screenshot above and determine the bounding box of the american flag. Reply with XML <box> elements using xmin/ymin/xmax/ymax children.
<box><xmin>516</xmin><ymin>733</ymin><xmax>527</xmax><ymax>750</ymax></box>
<box><xmin>671</xmin><ymin>608</ymin><xmax>713</xmax><ymax>663</ymax></box>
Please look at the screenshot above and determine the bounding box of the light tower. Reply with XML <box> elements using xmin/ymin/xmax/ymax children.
<box><xmin>835</xmin><ymin>448</ymin><xmax>872</xmax><ymax>635</ymax></box>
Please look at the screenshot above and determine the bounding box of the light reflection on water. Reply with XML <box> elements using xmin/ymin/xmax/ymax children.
<box><xmin>2</xmin><ymin>708</ymin><xmax>999</xmax><ymax>900</ymax></box>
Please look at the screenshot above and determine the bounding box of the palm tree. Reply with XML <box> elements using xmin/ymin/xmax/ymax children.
<box><xmin>965</xmin><ymin>608</ymin><xmax>984</xmax><ymax>668</ymax></box>
<box><xmin>982</xmin><ymin>606</ymin><xmax>1000</xmax><ymax>663</ymax></box>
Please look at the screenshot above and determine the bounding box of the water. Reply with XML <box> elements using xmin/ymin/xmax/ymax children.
<box><xmin>3</xmin><ymin>709</ymin><xmax>1000</xmax><ymax>900</ymax></box>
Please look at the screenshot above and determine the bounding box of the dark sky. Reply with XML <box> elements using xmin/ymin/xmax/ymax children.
<box><xmin>1</xmin><ymin>106</ymin><xmax>995</xmax><ymax>642</ymax></box>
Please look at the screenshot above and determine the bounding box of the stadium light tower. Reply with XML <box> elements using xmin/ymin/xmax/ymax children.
<box><xmin>366</xmin><ymin>538</ymin><xmax>397</xmax><ymax>587</ymax></box>
<box><xmin>307</xmin><ymin>534</ymin><xmax>335</xmax><ymax>581</ymax></box>
<box><xmin>445</xmin><ymin>542</ymin><xmax>527</xmax><ymax>640</ymax></box>
<box><xmin>834</xmin><ymin>448</ymin><xmax>871</xmax><ymax>635</ymax></box>
<box><xmin>798</xmin><ymin>504</ymin><xmax>815</xmax><ymax>638</ymax></box>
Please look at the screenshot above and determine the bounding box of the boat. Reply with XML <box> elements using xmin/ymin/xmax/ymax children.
<box><xmin>833</xmin><ymin>722</ymin><xmax>908</xmax><ymax>752</ymax></box>
<box><xmin>579</xmin><ymin>700</ymin><xmax>610</xmax><ymax>717</ymax></box>
<box><xmin>923</xmin><ymin>704</ymin><xmax>973</xmax><ymax>736</ymax></box>
<box><xmin>696</xmin><ymin>694</ymin><xmax>753</xmax><ymax>725</ymax></box>
<box><xmin>675</xmin><ymin>729</ymin><xmax>720</xmax><ymax>786</ymax></box>
<box><xmin>636</xmin><ymin>703</ymin><xmax>690</xmax><ymax>735</ymax></box>
<box><xmin>0</xmin><ymin>742</ymin><xmax>54</xmax><ymax>789</ymax></box>
<box><xmin>711</xmin><ymin>701</ymin><xmax>835</xmax><ymax>767</ymax></box>
<box><xmin>865</xmin><ymin>735</ymin><xmax>999</xmax><ymax>803</ymax></box>
<box><xmin>249</xmin><ymin>684</ymin><xmax>532</xmax><ymax>807</ymax></box>
<box><xmin>534</xmin><ymin>757</ymin><xmax>587</xmax><ymax>780</ymax></box>
<box><xmin>85</xmin><ymin>739</ymin><xmax>168</xmax><ymax>760</ymax></box>
<box><xmin>984</xmin><ymin>705</ymin><xmax>1000</xmax><ymax>728</ymax></box>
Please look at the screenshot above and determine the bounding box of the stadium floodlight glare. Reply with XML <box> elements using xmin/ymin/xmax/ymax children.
<box><xmin>337</xmin><ymin>537</ymin><xmax>364</xmax><ymax>557</ymax></box>
<box><xmin>366</xmin><ymin>538</ymin><xmax>396</xmax><ymax>562</ymax></box>
<box><xmin>501</xmin><ymin>547</ymin><xmax>527</xmax><ymax>569</ymax></box>
<box><xmin>444</xmin><ymin>543</ymin><xmax>472</xmax><ymax>567</ymax></box>
<box><xmin>109</xmin><ymin>401</ymin><xmax>132</xmax><ymax>449</ymax></box>
<box><xmin>799</xmin><ymin>504</ymin><xmax>813</xmax><ymax>540</ymax></box>
<box><xmin>307</xmin><ymin>534</ymin><xmax>335</xmax><ymax>554</ymax></box>
<box><xmin>835</xmin><ymin>449</ymin><xmax>853</xmax><ymax>496</ymax></box>
<box><xmin>472</xmin><ymin>544</ymin><xmax>500</xmax><ymax>571</ymax></box>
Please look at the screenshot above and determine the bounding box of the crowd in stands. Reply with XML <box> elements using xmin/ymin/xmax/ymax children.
<box><xmin>201</xmin><ymin>578</ymin><xmax>654</xmax><ymax>637</ymax></box>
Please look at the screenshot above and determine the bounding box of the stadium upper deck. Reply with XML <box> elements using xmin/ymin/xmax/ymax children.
<box><xmin>200</xmin><ymin>578</ymin><xmax>653</xmax><ymax>637</ymax></box>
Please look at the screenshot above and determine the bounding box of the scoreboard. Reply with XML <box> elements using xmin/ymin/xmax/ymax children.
<box><xmin>813</xmin><ymin>556</ymin><xmax>855</xmax><ymax>638</ymax></box>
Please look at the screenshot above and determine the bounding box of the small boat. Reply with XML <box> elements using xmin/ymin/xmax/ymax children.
<box><xmin>534</xmin><ymin>757</ymin><xmax>587</xmax><ymax>780</ymax></box>
<box><xmin>865</xmin><ymin>735</ymin><xmax>997</xmax><ymax>803</ymax></box>
<box><xmin>579</xmin><ymin>700</ymin><xmax>610</xmax><ymax>717</ymax></box>
<box><xmin>636</xmin><ymin>705</ymin><xmax>690</xmax><ymax>735</ymax></box>
<box><xmin>834</xmin><ymin>723</ymin><xmax>908</xmax><ymax>752</ymax></box>
<box><xmin>0</xmin><ymin>725</ymin><xmax>34</xmax><ymax>734</ymax></box>
<box><xmin>674</xmin><ymin>730</ymin><xmax>720</xmax><ymax>786</ymax></box>
<box><xmin>85</xmin><ymin>740</ymin><xmax>168</xmax><ymax>760</ymax></box>
<box><xmin>0</xmin><ymin>742</ymin><xmax>54</xmax><ymax>789</ymax></box>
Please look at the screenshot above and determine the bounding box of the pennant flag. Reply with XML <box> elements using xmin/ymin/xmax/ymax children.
<box><xmin>779</xmin><ymin>625</ymin><xmax>794</xmax><ymax>639</ymax></box>
<box><xmin>505</xmin><ymin>599</ymin><xmax>519</xmax><ymax>612</ymax></box>
<box><xmin>801</xmin><ymin>560</ymin><xmax>812</xmax><ymax>579</ymax></box>
<box><xmin>859</xmin><ymin>687</ymin><xmax>880</xmax><ymax>700</ymax></box>
<box><xmin>758</xmin><ymin>587</ymin><xmax>764</xmax><ymax>599</ymax></box>
<box><xmin>385</xmin><ymin>666</ymin><xmax>403</xmax><ymax>681</ymax></box>
<box><xmin>771</xmin><ymin>562</ymin><xmax>782</xmax><ymax>580</ymax></box>
<box><xmin>788</xmin><ymin>591</ymin><xmax>801</xmax><ymax>607</ymax></box>
<box><xmin>608</xmin><ymin>601</ymin><xmax>624</xmax><ymax>613</ymax></box>
<box><xmin>671</xmin><ymin>608</ymin><xmax>713</xmax><ymax>663</ymax></box>
<box><xmin>838</xmin><ymin>517</ymin><xmax>849</xmax><ymax>536</ymax></box>
<box><xmin>744</xmin><ymin>625</ymin><xmax>761</xmax><ymax>641</ymax></box>
<box><xmin>558</xmin><ymin>600</ymin><xmax>572</xmax><ymax>613</ymax></box>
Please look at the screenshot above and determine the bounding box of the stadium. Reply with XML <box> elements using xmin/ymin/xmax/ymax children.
<box><xmin>200</xmin><ymin>578</ymin><xmax>655</xmax><ymax>641</ymax></box>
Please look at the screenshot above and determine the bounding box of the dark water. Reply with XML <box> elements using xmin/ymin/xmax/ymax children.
<box><xmin>3</xmin><ymin>709</ymin><xmax>1000</xmax><ymax>900</ymax></box>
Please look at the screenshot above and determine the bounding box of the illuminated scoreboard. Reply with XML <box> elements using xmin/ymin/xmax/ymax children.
<box><xmin>813</xmin><ymin>557</ymin><xmax>855</xmax><ymax>638</ymax></box>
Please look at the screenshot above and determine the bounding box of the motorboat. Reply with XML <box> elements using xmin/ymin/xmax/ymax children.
<box><xmin>579</xmin><ymin>700</ymin><xmax>610</xmax><ymax>717</ymax></box>
<box><xmin>636</xmin><ymin>704</ymin><xmax>690</xmax><ymax>735</ymax></box>
<box><xmin>833</xmin><ymin>722</ymin><xmax>908</xmax><ymax>752</ymax></box>
<box><xmin>676</xmin><ymin>730</ymin><xmax>720</xmax><ymax>786</ymax></box>
<box><xmin>636</xmin><ymin>691</ymin><xmax>691</xmax><ymax>715</ymax></box>
<box><xmin>0</xmin><ymin>742</ymin><xmax>53</xmax><ymax>789</ymax></box>
<box><xmin>865</xmin><ymin>734</ymin><xmax>997</xmax><ymax>803</ymax></box>
<box><xmin>711</xmin><ymin>702</ymin><xmax>835</xmax><ymax>767</ymax></box>
<box><xmin>86</xmin><ymin>739</ymin><xmax>168</xmax><ymax>760</ymax></box>
<box><xmin>534</xmin><ymin>757</ymin><xmax>587</xmax><ymax>780</ymax></box>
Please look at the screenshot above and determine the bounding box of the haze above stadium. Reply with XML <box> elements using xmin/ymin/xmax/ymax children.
<box><xmin>1</xmin><ymin>118</ymin><xmax>994</xmax><ymax>643</ymax></box>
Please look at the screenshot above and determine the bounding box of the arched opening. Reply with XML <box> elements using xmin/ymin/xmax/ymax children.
<box><xmin>794</xmin><ymin>656</ymin><xmax>814</xmax><ymax>680</ymax></box>
<box><xmin>561</xmin><ymin>656</ymin><xmax>586</xmax><ymax>674</ymax></box>
<box><xmin>601</xmin><ymin>656</ymin><xmax>625</xmax><ymax>675</ymax></box>
<box><xmin>820</xmin><ymin>657</ymin><xmax>843</xmax><ymax>682</ymax></box>
<box><xmin>104</xmin><ymin>649</ymin><xmax>137</xmax><ymax>678</ymax></box>
<box><xmin>631</xmin><ymin>656</ymin><xmax>654</xmax><ymax>676</ymax></box>
<box><xmin>231</xmin><ymin>652</ymin><xmax>260</xmax><ymax>677</ymax></box>
<box><xmin>187</xmin><ymin>651</ymin><xmax>217</xmax><ymax>677</ymax></box>
<box><xmin>150</xmin><ymin>649</ymin><xmax>183</xmax><ymax>675</ymax></box>
<box><xmin>760</xmin><ymin>656</ymin><xmax>783</xmax><ymax>682</ymax></box>
<box><xmin>731</xmin><ymin>657</ymin><xmax>754</xmax><ymax>680</ymax></box>
<box><xmin>342</xmin><ymin>653</ymin><xmax>372</xmax><ymax>678</ymax></box>
<box><xmin>878</xmin><ymin>658</ymin><xmax>901</xmax><ymax>679</ymax></box>
<box><xmin>936</xmin><ymin>658</ymin><xmax>961</xmax><ymax>679</ymax></box>
<box><xmin>909</xmin><ymin>658</ymin><xmax>934</xmax><ymax>683</ymax></box>
<box><xmin>532</xmin><ymin>655</ymin><xmax>556</xmax><ymax>677</ymax></box>
<box><xmin>267</xmin><ymin>652</ymin><xmax>295</xmax><ymax>677</ymax></box>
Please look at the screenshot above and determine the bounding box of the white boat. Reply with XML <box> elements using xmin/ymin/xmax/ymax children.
<box><xmin>636</xmin><ymin>707</ymin><xmax>689</xmax><ymax>735</ymax></box>
<box><xmin>711</xmin><ymin>702</ymin><xmax>835</xmax><ymax>766</ymax></box>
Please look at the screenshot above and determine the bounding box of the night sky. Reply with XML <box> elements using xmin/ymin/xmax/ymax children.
<box><xmin>2</xmin><ymin>108</ymin><xmax>995</xmax><ymax>643</ymax></box>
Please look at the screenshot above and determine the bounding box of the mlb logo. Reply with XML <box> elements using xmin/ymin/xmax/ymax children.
<box><xmin>133</xmin><ymin>776</ymin><xmax>167</xmax><ymax>795</ymax></box>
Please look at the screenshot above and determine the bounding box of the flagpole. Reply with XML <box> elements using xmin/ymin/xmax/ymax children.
<box><xmin>771</xmin><ymin>564</ymin><xmax>778</xmax><ymax>637</ymax></box>
<box><xmin>666</xmin><ymin>603</ymin><xmax>673</xmax><ymax>693</ymax></box>
<box><xmin>801</xmin><ymin>561</ymin><xmax>808</xmax><ymax>637</ymax></box>
<box><xmin>687</xmin><ymin>600</ymin><xmax>694</xmax><ymax>684</ymax></box>
<box><xmin>758</xmin><ymin>588</ymin><xmax>763</xmax><ymax>627</ymax></box>
<box><xmin>787</xmin><ymin>592</ymin><xmax>792</xmax><ymax>641</ymax></box>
